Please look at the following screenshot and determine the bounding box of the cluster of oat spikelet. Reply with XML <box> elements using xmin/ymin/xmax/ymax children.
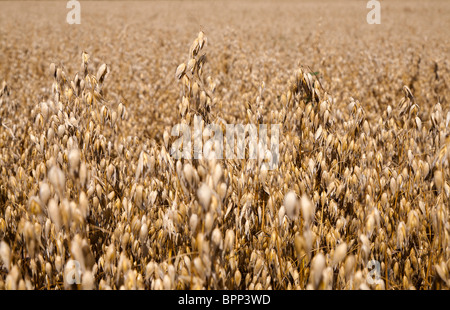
<box><xmin>0</xmin><ymin>30</ymin><xmax>449</xmax><ymax>290</ymax></box>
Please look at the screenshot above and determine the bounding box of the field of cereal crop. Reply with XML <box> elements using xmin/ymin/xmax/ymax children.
<box><xmin>0</xmin><ymin>0</ymin><xmax>449</xmax><ymax>290</ymax></box>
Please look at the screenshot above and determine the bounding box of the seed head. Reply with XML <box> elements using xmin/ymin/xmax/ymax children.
<box><xmin>284</xmin><ymin>191</ymin><xmax>298</xmax><ymax>219</ymax></box>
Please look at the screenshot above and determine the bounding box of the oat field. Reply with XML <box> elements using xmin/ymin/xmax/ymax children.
<box><xmin>0</xmin><ymin>0</ymin><xmax>449</xmax><ymax>290</ymax></box>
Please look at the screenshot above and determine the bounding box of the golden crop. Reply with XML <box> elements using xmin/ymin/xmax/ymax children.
<box><xmin>0</xmin><ymin>1</ymin><xmax>449</xmax><ymax>290</ymax></box>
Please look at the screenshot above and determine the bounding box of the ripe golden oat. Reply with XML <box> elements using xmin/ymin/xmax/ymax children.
<box><xmin>0</xmin><ymin>0</ymin><xmax>449</xmax><ymax>291</ymax></box>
